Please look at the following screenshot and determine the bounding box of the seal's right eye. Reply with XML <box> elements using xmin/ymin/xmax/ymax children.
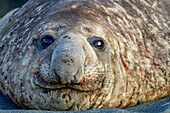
<box><xmin>40</xmin><ymin>35</ymin><xmax>55</xmax><ymax>49</ymax></box>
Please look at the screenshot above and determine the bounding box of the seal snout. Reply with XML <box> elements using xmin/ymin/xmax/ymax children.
<box><xmin>50</xmin><ymin>34</ymin><xmax>85</xmax><ymax>84</ymax></box>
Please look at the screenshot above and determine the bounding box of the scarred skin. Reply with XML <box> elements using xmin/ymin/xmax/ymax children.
<box><xmin>0</xmin><ymin>0</ymin><xmax>169</xmax><ymax>111</ymax></box>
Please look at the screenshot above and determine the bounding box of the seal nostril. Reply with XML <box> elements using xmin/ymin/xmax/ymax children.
<box><xmin>63</xmin><ymin>36</ymin><xmax>71</xmax><ymax>39</ymax></box>
<box><xmin>53</xmin><ymin>69</ymin><xmax>61</xmax><ymax>83</ymax></box>
<box><xmin>71</xmin><ymin>75</ymin><xmax>77</xmax><ymax>83</ymax></box>
<box><xmin>63</xmin><ymin>36</ymin><xmax>68</xmax><ymax>39</ymax></box>
<box><xmin>71</xmin><ymin>70</ymin><xmax>80</xmax><ymax>83</ymax></box>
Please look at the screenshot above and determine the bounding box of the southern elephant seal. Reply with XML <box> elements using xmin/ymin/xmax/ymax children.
<box><xmin>0</xmin><ymin>0</ymin><xmax>169</xmax><ymax>111</ymax></box>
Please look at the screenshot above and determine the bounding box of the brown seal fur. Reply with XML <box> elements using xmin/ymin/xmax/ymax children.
<box><xmin>0</xmin><ymin>0</ymin><xmax>169</xmax><ymax>111</ymax></box>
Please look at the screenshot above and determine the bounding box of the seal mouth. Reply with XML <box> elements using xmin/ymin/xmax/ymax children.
<box><xmin>34</xmin><ymin>74</ymin><xmax>104</xmax><ymax>91</ymax></box>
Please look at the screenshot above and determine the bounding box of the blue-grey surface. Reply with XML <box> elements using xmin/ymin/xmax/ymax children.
<box><xmin>0</xmin><ymin>0</ymin><xmax>28</xmax><ymax>18</ymax></box>
<box><xmin>0</xmin><ymin>92</ymin><xmax>169</xmax><ymax>113</ymax></box>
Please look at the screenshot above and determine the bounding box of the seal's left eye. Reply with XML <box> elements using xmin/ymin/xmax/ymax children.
<box><xmin>40</xmin><ymin>35</ymin><xmax>55</xmax><ymax>49</ymax></box>
<box><xmin>93</xmin><ymin>40</ymin><xmax>105</xmax><ymax>50</ymax></box>
<box><xmin>87</xmin><ymin>36</ymin><xmax>107</xmax><ymax>51</ymax></box>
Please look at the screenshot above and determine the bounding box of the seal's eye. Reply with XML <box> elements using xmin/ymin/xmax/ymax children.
<box><xmin>87</xmin><ymin>36</ymin><xmax>107</xmax><ymax>51</ymax></box>
<box><xmin>93</xmin><ymin>40</ymin><xmax>105</xmax><ymax>50</ymax></box>
<box><xmin>40</xmin><ymin>35</ymin><xmax>55</xmax><ymax>49</ymax></box>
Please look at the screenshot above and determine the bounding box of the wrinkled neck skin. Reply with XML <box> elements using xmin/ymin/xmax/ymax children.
<box><xmin>0</xmin><ymin>0</ymin><xmax>169</xmax><ymax>111</ymax></box>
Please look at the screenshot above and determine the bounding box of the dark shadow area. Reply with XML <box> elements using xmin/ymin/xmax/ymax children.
<box><xmin>0</xmin><ymin>0</ymin><xmax>28</xmax><ymax>18</ymax></box>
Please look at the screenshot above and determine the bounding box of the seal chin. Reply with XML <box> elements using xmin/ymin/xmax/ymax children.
<box><xmin>33</xmin><ymin>74</ymin><xmax>104</xmax><ymax>91</ymax></box>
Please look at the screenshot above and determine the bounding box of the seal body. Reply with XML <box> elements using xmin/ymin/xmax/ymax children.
<box><xmin>0</xmin><ymin>0</ymin><xmax>169</xmax><ymax>111</ymax></box>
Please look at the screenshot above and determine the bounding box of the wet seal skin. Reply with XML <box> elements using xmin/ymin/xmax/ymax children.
<box><xmin>0</xmin><ymin>0</ymin><xmax>169</xmax><ymax>111</ymax></box>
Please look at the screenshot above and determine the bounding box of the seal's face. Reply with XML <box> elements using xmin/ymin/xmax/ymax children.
<box><xmin>33</xmin><ymin>21</ymin><xmax>107</xmax><ymax>91</ymax></box>
<box><xmin>15</xmin><ymin>4</ymin><xmax>113</xmax><ymax>110</ymax></box>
